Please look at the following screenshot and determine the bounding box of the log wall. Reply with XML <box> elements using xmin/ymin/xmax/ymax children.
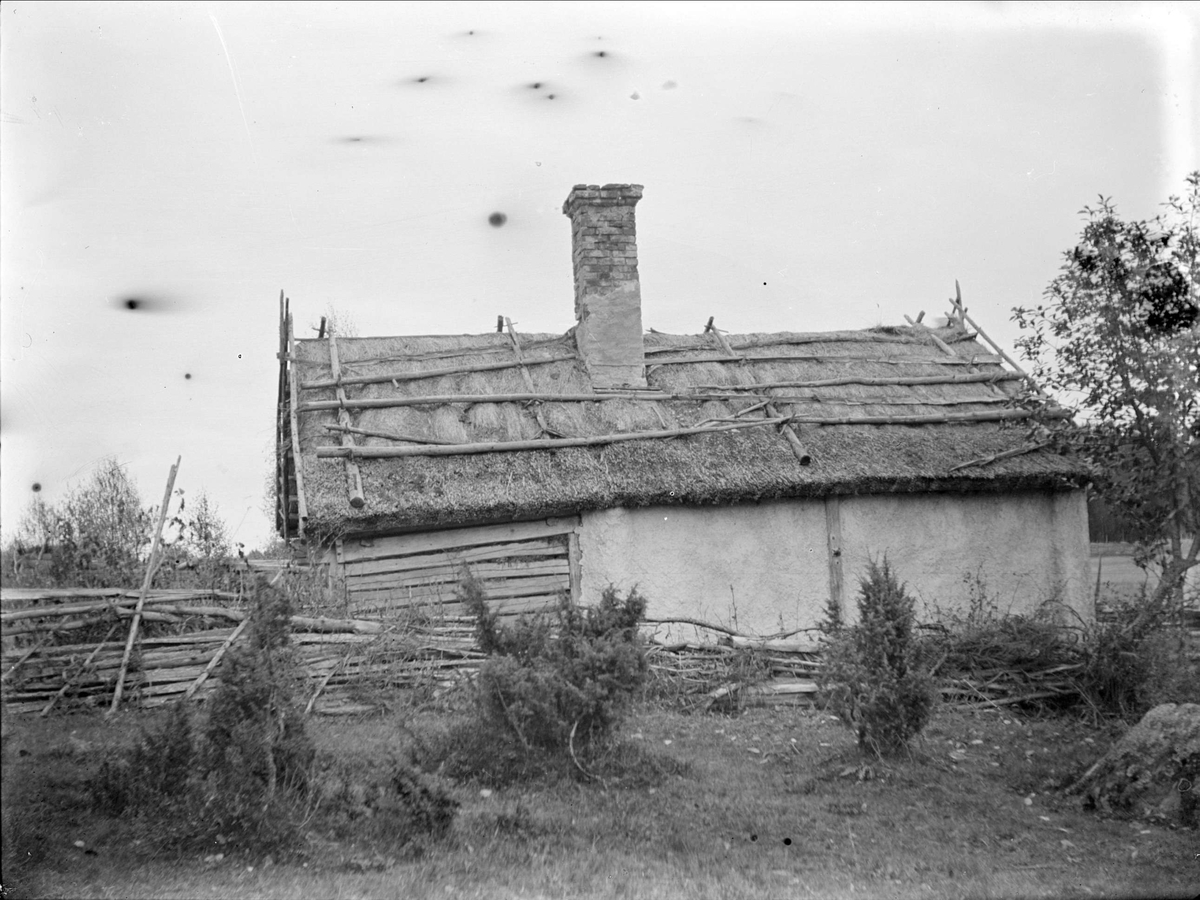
<box><xmin>336</xmin><ymin>516</ymin><xmax>580</xmax><ymax>618</ymax></box>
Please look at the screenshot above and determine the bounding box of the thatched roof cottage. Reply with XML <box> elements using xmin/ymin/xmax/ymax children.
<box><xmin>275</xmin><ymin>184</ymin><xmax>1090</xmax><ymax>635</ymax></box>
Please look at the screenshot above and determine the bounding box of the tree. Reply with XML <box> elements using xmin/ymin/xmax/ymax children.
<box><xmin>1012</xmin><ymin>172</ymin><xmax>1200</xmax><ymax>623</ymax></box>
<box><xmin>8</xmin><ymin>457</ymin><xmax>153</xmax><ymax>587</ymax></box>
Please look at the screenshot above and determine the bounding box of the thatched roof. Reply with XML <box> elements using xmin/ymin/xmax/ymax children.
<box><xmin>281</xmin><ymin>322</ymin><xmax>1084</xmax><ymax>539</ymax></box>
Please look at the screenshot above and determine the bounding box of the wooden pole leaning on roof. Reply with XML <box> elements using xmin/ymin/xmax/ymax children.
<box><xmin>942</xmin><ymin>281</ymin><xmax>1050</xmax><ymax>400</ymax></box>
<box><xmin>328</xmin><ymin>329</ymin><xmax>367</xmax><ymax>509</ymax></box>
<box><xmin>705</xmin><ymin>317</ymin><xmax>811</xmax><ymax>466</ymax></box>
<box><xmin>505</xmin><ymin>317</ymin><xmax>557</xmax><ymax>438</ymax></box>
<box><xmin>109</xmin><ymin>456</ymin><xmax>180</xmax><ymax>715</ymax></box>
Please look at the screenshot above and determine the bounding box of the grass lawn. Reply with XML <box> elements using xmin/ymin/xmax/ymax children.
<box><xmin>3</xmin><ymin>697</ymin><xmax>1197</xmax><ymax>900</ymax></box>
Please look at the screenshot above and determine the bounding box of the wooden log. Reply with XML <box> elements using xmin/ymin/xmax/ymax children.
<box><xmin>182</xmin><ymin>618</ymin><xmax>249</xmax><ymax>701</ymax></box>
<box><xmin>290</xmin><ymin>615</ymin><xmax>384</xmax><ymax>634</ymax></box>
<box><xmin>111</xmin><ymin>457</ymin><xmax>180</xmax><ymax>715</ymax></box>
<box><xmin>317</xmin><ymin>416</ymin><xmax>789</xmax><ymax>458</ymax></box>
<box><xmin>300</xmin><ymin>351</ymin><xmax>578</xmax><ymax>390</ymax></box>
<box><xmin>727</xmin><ymin>636</ymin><xmax>822</xmax><ymax>654</ymax></box>
<box><xmin>1</xmin><ymin>589</ymin><xmax>240</xmax><ymax>620</ymax></box>
<box><xmin>328</xmin><ymin>331</ymin><xmax>366</xmax><ymax>509</ymax></box>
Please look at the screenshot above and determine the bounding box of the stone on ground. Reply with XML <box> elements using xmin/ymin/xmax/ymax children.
<box><xmin>1069</xmin><ymin>703</ymin><xmax>1198</xmax><ymax>827</ymax></box>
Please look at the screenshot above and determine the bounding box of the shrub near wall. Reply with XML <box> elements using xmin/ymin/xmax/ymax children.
<box><xmin>465</xmin><ymin>579</ymin><xmax>649</xmax><ymax>754</ymax></box>
<box><xmin>819</xmin><ymin>559</ymin><xmax>936</xmax><ymax>758</ymax></box>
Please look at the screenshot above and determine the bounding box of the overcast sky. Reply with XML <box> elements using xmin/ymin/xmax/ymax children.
<box><xmin>2</xmin><ymin>1</ymin><xmax>1197</xmax><ymax>551</ymax></box>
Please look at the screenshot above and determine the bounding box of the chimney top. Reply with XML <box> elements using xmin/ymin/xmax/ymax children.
<box><xmin>563</xmin><ymin>183</ymin><xmax>647</xmax><ymax>389</ymax></box>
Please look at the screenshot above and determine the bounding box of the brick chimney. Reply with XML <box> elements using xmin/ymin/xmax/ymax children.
<box><xmin>562</xmin><ymin>183</ymin><xmax>647</xmax><ymax>388</ymax></box>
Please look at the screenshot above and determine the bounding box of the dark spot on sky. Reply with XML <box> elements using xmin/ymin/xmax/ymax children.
<box><xmin>334</xmin><ymin>135</ymin><xmax>388</xmax><ymax>146</ymax></box>
<box><xmin>32</xmin><ymin>482</ymin><xmax>41</xmax><ymax>492</ymax></box>
<box><xmin>184</xmin><ymin>373</ymin><xmax>192</xmax><ymax>380</ymax></box>
<box><xmin>750</xmin><ymin>834</ymin><xmax>758</xmax><ymax>842</ymax></box>
<box><xmin>415</xmin><ymin>76</ymin><xmax>429</xmax><ymax>83</ymax></box>
<box><xmin>595</xmin><ymin>51</ymin><xmax>607</xmax><ymax>58</ymax></box>
<box><xmin>112</xmin><ymin>294</ymin><xmax>172</xmax><ymax>312</ymax></box>
<box><xmin>530</xmin><ymin>82</ymin><xmax>543</xmax><ymax>89</ymax></box>
<box><xmin>663</xmin><ymin>80</ymin><xmax>678</xmax><ymax>90</ymax></box>
<box><xmin>547</xmin><ymin>93</ymin><xmax>556</xmax><ymax>100</ymax></box>
<box><xmin>630</xmin><ymin>92</ymin><xmax>640</xmax><ymax>100</ymax></box>
<box><xmin>783</xmin><ymin>837</ymin><xmax>792</xmax><ymax>846</ymax></box>
<box><xmin>488</xmin><ymin>212</ymin><xmax>507</xmax><ymax>227</ymax></box>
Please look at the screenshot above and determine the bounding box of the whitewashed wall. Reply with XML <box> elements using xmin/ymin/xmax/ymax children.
<box><xmin>578</xmin><ymin>490</ymin><xmax>1090</xmax><ymax>637</ymax></box>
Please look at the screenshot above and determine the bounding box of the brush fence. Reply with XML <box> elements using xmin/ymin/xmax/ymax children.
<box><xmin>0</xmin><ymin>587</ymin><xmax>482</xmax><ymax>717</ymax></box>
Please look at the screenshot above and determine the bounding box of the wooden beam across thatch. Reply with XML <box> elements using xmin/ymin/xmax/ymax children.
<box><xmin>646</xmin><ymin>351</ymin><xmax>991</xmax><ymax>367</ymax></box>
<box><xmin>316</xmin><ymin>416</ymin><xmax>792</xmax><ymax>459</ymax></box>
<box><xmin>644</xmin><ymin>330</ymin><xmax>941</xmax><ymax>351</ymax></box>
<box><xmin>299</xmin><ymin>351</ymin><xmax>578</xmax><ymax>391</ymax></box>
<box><xmin>297</xmin><ymin>375</ymin><xmax>1020</xmax><ymax>414</ymax></box>
<box><xmin>691</xmin><ymin>372</ymin><xmax>1023</xmax><ymax>391</ymax></box>
<box><xmin>299</xmin><ymin>390</ymin><xmax>702</xmax><ymax>412</ymax></box>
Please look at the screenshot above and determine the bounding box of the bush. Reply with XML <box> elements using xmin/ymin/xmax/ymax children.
<box><xmin>819</xmin><ymin>559</ymin><xmax>936</xmax><ymax>758</ymax></box>
<box><xmin>87</xmin><ymin>577</ymin><xmax>316</xmax><ymax>854</ymax></box>
<box><xmin>1078</xmin><ymin>593</ymin><xmax>1200</xmax><ymax>721</ymax></box>
<box><xmin>463</xmin><ymin>579</ymin><xmax>648</xmax><ymax>756</ymax></box>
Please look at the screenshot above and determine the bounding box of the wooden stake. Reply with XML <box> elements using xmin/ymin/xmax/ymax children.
<box><xmin>109</xmin><ymin>456</ymin><xmax>180</xmax><ymax>715</ymax></box>
<box><xmin>328</xmin><ymin>331</ymin><xmax>366</xmax><ymax>509</ymax></box>
<box><xmin>181</xmin><ymin>617</ymin><xmax>250</xmax><ymax>701</ymax></box>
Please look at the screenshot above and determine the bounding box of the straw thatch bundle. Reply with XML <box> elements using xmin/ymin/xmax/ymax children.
<box><xmin>283</xmin><ymin>323</ymin><xmax>1084</xmax><ymax>539</ymax></box>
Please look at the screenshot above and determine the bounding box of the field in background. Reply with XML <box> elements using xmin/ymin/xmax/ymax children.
<box><xmin>4</xmin><ymin>702</ymin><xmax>1198</xmax><ymax>900</ymax></box>
<box><xmin>1088</xmin><ymin>542</ymin><xmax>1199</xmax><ymax>602</ymax></box>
